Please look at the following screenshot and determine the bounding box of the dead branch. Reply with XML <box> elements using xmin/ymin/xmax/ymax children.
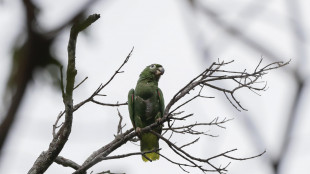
<box><xmin>100</xmin><ymin>148</ymin><xmax>161</xmax><ymax>161</ymax></box>
<box><xmin>97</xmin><ymin>170</ymin><xmax>125</xmax><ymax>174</ymax></box>
<box><xmin>164</xmin><ymin>117</ymin><xmax>233</xmax><ymax>137</ymax></box>
<box><xmin>159</xmin><ymin>153</ymin><xmax>195</xmax><ymax>173</ymax></box>
<box><xmin>115</xmin><ymin>108</ymin><xmax>126</xmax><ymax>136</ymax></box>
<box><xmin>74</xmin><ymin>76</ymin><xmax>88</xmax><ymax>90</ymax></box>
<box><xmin>27</xmin><ymin>14</ymin><xmax>100</xmax><ymax>174</ymax></box>
<box><xmin>167</xmin><ymin>59</ymin><xmax>289</xmax><ymax>113</ymax></box>
<box><xmin>70</xmin><ymin>47</ymin><xmax>133</xmax><ymax>111</ymax></box>
<box><xmin>55</xmin><ymin>156</ymin><xmax>81</xmax><ymax>170</ymax></box>
<box><xmin>152</xmin><ymin>130</ymin><xmax>266</xmax><ymax>174</ymax></box>
<box><xmin>91</xmin><ymin>100</ymin><xmax>128</xmax><ymax>107</ymax></box>
<box><xmin>52</xmin><ymin>50</ymin><xmax>132</xmax><ymax>134</ymax></box>
<box><xmin>70</xmin><ymin>59</ymin><xmax>287</xmax><ymax>174</ymax></box>
<box><xmin>180</xmin><ymin>137</ymin><xmax>200</xmax><ymax>149</ymax></box>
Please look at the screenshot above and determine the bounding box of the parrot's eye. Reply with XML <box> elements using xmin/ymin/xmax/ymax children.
<box><xmin>149</xmin><ymin>64</ymin><xmax>156</xmax><ymax>69</ymax></box>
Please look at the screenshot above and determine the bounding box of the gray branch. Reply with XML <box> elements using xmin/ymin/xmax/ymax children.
<box><xmin>55</xmin><ymin>156</ymin><xmax>81</xmax><ymax>170</ymax></box>
<box><xmin>27</xmin><ymin>14</ymin><xmax>100</xmax><ymax>174</ymax></box>
<box><xmin>71</xmin><ymin>59</ymin><xmax>287</xmax><ymax>174</ymax></box>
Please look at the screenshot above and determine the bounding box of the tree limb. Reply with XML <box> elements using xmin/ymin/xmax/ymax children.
<box><xmin>71</xmin><ymin>59</ymin><xmax>286</xmax><ymax>174</ymax></box>
<box><xmin>27</xmin><ymin>14</ymin><xmax>100</xmax><ymax>174</ymax></box>
<box><xmin>55</xmin><ymin>156</ymin><xmax>81</xmax><ymax>170</ymax></box>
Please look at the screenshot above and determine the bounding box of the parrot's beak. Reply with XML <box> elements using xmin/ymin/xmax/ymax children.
<box><xmin>156</xmin><ymin>67</ymin><xmax>165</xmax><ymax>75</ymax></box>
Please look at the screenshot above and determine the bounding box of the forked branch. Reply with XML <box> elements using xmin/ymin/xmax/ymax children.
<box><xmin>70</xmin><ymin>59</ymin><xmax>288</xmax><ymax>174</ymax></box>
<box><xmin>27</xmin><ymin>14</ymin><xmax>100</xmax><ymax>174</ymax></box>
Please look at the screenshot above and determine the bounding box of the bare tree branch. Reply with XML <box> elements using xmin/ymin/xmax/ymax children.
<box><xmin>55</xmin><ymin>156</ymin><xmax>81</xmax><ymax>170</ymax></box>
<box><xmin>100</xmin><ymin>148</ymin><xmax>161</xmax><ymax>161</ymax></box>
<box><xmin>152</xmin><ymin>130</ymin><xmax>266</xmax><ymax>173</ymax></box>
<box><xmin>165</xmin><ymin>117</ymin><xmax>233</xmax><ymax>137</ymax></box>
<box><xmin>97</xmin><ymin>170</ymin><xmax>125</xmax><ymax>174</ymax></box>
<box><xmin>180</xmin><ymin>137</ymin><xmax>200</xmax><ymax>149</ymax></box>
<box><xmin>159</xmin><ymin>153</ymin><xmax>195</xmax><ymax>173</ymax></box>
<box><xmin>51</xmin><ymin>49</ymin><xmax>133</xmax><ymax>133</ymax></box>
<box><xmin>91</xmin><ymin>100</ymin><xmax>128</xmax><ymax>107</ymax></box>
<box><xmin>71</xmin><ymin>47</ymin><xmax>134</xmax><ymax>112</ymax></box>
<box><xmin>115</xmin><ymin>108</ymin><xmax>126</xmax><ymax>136</ymax></box>
<box><xmin>27</xmin><ymin>14</ymin><xmax>100</xmax><ymax>174</ymax></box>
<box><xmin>74</xmin><ymin>77</ymin><xmax>88</xmax><ymax>90</ymax></box>
<box><xmin>70</xmin><ymin>59</ymin><xmax>287</xmax><ymax>174</ymax></box>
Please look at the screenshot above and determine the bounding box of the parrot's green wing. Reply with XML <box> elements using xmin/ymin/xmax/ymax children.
<box><xmin>157</xmin><ymin>88</ymin><xmax>165</xmax><ymax>117</ymax></box>
<box><xmin>128</xmin><ymin>89</ymin><xmax>135</xmax><ymax>129</ymax></box>
<box><xmin>128</xmin><ymin>64</ymin><xmax>165</xmax><ymax>162</ymax></box>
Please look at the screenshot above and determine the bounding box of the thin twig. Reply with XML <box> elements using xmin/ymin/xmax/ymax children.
<box><xmin>74</xmin><ymin>76</ymin><xmax>88</xmax><ymax>90</ymax></box>
<box><xmin>91</xmin><ymin>99</ymin><xmax>128</xmax><ymax>107</ymax></box>
<box><xmin>115</xmin><ymin>108</ymin><xmax>125</xmax><ymax>135</ymax></box>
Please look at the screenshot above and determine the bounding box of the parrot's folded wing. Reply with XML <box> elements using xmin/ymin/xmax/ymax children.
<box><xmin>157</xmin><ymin>88</ymin><xmax>165</xmax><ymax>116</ymax></box>
<box><xmin>128</xmin><ymin>89</ymin><xmax>135</xmax><ymax>129</ymax></box>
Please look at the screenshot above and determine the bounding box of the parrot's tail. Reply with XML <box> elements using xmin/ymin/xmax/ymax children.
<box><xmin>141</xmin><ymin>132</ymin><xmax>160</xmax><ymax>162</ymax></box>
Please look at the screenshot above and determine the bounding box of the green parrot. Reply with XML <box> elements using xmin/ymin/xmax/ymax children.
<box><xmin>128</xmin><ymin>64</ymin><xmax>165</xmax><ymax>162</ymax></box>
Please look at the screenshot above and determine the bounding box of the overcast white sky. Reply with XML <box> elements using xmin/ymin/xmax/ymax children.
<box><xmin>0</xmin><ymin>0</ymin><xmax>309</xmax><ymax>174</ymax></box>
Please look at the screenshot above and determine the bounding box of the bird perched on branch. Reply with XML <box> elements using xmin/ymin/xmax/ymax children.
<box><xmin>128</xmin><ymin>64</ymin><xmax>165</xmax><ymax>162</ymax></box>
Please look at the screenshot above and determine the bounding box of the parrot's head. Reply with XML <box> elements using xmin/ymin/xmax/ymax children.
<box><xmin>139</xmin><ymin>64</ymin><xmax>165</xmax><ymax>82</ymax></box>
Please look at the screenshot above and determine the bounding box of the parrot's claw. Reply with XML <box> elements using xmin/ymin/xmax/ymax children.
<box><xmin>135</xmin><ymin>127</ymin><xmax>142</xmax><ymax>136</ymax></box>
